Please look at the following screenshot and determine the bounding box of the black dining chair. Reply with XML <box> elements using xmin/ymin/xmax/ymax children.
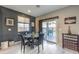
<box><xmin>18</xmin><ymin>34</ymin><xmax>28</xmax><ymax>53</ymax></box>
<box><xmin>37</xmin><ymin>33</ymin><xmax>44</xmax><ymax>53</ymax></box>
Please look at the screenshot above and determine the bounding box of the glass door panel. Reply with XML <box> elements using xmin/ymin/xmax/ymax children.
<box><xmin>42</xmin><ymin>22</ymin><xmax>48</xmax><ymax>39</ymax></box>
<box><xmin>47</xmin><ymin>20</ymin><xmax>56</xmax><ymax>42</ymax></box>
<box><xmin>42</xmin><ymin>20</ymin><xmax>57</xmax><ymax>43</ymax></box>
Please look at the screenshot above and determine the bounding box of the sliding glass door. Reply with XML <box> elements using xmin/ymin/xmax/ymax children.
<box><xmin>42</xmin><ymin>19</ymin><xmax>57</xmax><ymax>43</ymax></box>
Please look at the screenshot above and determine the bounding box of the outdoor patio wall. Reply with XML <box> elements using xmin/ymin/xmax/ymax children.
<box><xmin>35</xmin><ymin>5</ymin><xmax>79</xmax><ymax>47</ymax></box>
<box><xmin>0</xmin><ymin>6</ymin><xmax>35</xmax><ymax>42</ymax></box>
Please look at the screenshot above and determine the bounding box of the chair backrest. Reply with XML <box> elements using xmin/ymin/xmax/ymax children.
<box><xmin>18</xmin><ymin>34</ymin><xmax>25</xmax><ymax>45</ymax></box>
<box><xmin>38</xmin><ymin>33</ymin><xmax>44</xmax><ymax>43</ymax></box>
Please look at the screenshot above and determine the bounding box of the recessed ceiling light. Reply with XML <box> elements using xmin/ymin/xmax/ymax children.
<box><xmin>27</xmin><ymin>10</ymin><xmax>31</xmax><ymax>13</ymax></box>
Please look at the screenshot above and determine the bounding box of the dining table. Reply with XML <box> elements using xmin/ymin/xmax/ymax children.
<box><xmin>23</xmin><ymin>34</ymin><xmax>40</xmax><ymax>53</ymax></box>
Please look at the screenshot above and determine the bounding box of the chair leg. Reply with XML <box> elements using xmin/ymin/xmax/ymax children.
<box><xmin>38</xmin><ymin>44</ymin><xmax>40</xmax><ymax>53</ymax></box>
<box><xmin>8</xmin><ymin>41</ymin><xmax>10</xmax><ymax>47</ymax></box>
<box><xmin>23</xmin><ymin>45</ymin><xmax>25</xmax><ymax>54</ymax></box>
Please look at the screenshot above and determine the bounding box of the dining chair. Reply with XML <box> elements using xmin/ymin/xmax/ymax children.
<box><xmin>32</xmin><ymin>33</ymin><xmax>44</xmax><ymax>53</ymax></box>
<box><xmin>18</xmin><ymin>34</ymin><xmax>28</xmax><ymax>53</ymax></box>
<box><xmin>36</xmin><ymin>33</ymin><xmax>44</xmax><ymax>53</ymax></box>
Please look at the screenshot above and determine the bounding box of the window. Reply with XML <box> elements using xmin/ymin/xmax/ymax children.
<box><xmin>18</xmin><ymin>16</ymin><xmax>30</xmax><ymax>32</ymax></box>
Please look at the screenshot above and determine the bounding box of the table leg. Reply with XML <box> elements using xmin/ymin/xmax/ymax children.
<box><xmin>38</xmin><ymin>45</ymin><xmax>39</xmax><ymax>53</ymax></box>
<box><xmin>21</xmin><ymin>42</ymin><xmax>22</xmax><ymax>52</ymax></box>
<box><xmin>42</xmin><ymin>40</ymin><xmax>44</xmax><ymax>50</ymax></box>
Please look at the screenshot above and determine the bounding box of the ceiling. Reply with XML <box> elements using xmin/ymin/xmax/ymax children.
<box><xmin>2</xmin><ymin>5</ymin><xmax>69</xmax><ymax>17</ymax></box>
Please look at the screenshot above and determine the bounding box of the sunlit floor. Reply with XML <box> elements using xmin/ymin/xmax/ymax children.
<box><xmin>0</xmin><ymin>41</ymin><xmax>78</xmax><ymax>54</ymax></box>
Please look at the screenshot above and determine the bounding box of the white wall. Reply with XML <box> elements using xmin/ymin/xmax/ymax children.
<box><xmin>35</xmin><ymin>6</ymin><xmax>79</xmax><ymax>47</ymax></box>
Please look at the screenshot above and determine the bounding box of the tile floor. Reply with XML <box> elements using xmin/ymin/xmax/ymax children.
<box><xmin>0</xmin><ymin>41</ymin><xmax>78</xmax><ymax>54</ymax></box>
